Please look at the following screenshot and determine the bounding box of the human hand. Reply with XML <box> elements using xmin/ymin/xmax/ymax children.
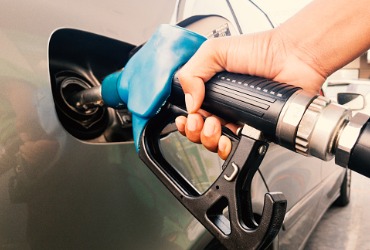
<box><xmin>175</xmin><ymin>28</ymin><xmax>326</xmax><ymax>159</ymax></box>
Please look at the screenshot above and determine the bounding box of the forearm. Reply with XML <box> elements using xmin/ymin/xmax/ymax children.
<box><xmin>279</xmin><ymin>0</ymin><xmax>370</xmax><ymax>77</ymax></box>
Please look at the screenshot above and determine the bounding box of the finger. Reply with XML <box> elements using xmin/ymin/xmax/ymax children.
<box><xmin>197</xmin><ymin>109</ymin><xmax>212</xmax><ymax>118</ymax></box>
<box><xmin>224</xmin><ymin>122</ymin><xmax>239</xmax><ymax>134</ymax></box>
<box><xmin>175</xmin><ymin>116</ymin><xmax>187</xmax><ymax>136</ymax></box>
<box><xmin>198</xmin><ymin>109</ymin><xmax>239</xmax><ymax>133</ymax></box>
<box><xmin>185</xmin><ymin>113</ymin><xmax>204</xmax><ymax>143</ymax></box>
<box><xmin>200</xmin><ymin>116</ymin><xmax>222</xmax><ymax>152</ymax></box>
<box><xmin>177</xmin><ymin>39</ymin><xmax>225</xmax><ymax>113</ymax></box>
<box><xmin>202</xmin><ymin>112</ymin><xmax>240</xmax><ymax>136</ymax></box>
<box><xmin>218</xmin><ymin>135</ymin><xmax>232</xmax><ymax>160</ymax></box>
<box><xmin>177</xmin><ymin>69</ymin><xmax>205</xmax><ymax>114</ymax></box>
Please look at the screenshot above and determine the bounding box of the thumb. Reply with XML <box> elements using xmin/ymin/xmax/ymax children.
<box><xmin>177</xmin><ymin>72</ymin><xmax>205</xmax><ymax>113</ymax></box>
<box><xmin>177</xmin><ymin>39</ymin><xmax>226</xmax><ymax>113</ymax></box>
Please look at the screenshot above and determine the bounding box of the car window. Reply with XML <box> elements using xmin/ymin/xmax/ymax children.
<box><xmin>160</xmin><ymin>130</ymin><xmax>224</xmax><ymax>193</ymax></box>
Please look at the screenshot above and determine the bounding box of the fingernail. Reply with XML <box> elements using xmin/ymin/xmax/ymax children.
<box><xmin>187</xmin><ymin>115</ymin><xmax>197</xmax><ymax>132</ymax></box>
<box><xmin>218</xmin><ymin>135</ymin><xmax>227</xmax><ymax>152</ymax></box>
<box><xmin>175</xmin><ymin>117</ymin><xmax>185</xmax><ymax>132</ymax></box>
<box><xmin>185</xmin><ymin>93</ymin><xmax>193</xmax><ymax>113</ymax></box>
<box><xmin>203</xmin><ymin>122</ymin><xmax>215</xmax><ymax>137</ymax></box>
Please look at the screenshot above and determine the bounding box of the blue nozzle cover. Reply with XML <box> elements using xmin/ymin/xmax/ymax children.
<box><xmin>101</xmin><ymin>71</ymin><xmax>126</xmax><ymax>108</ymax></box>
<box><xmin>101</xmin><ymin>24</ymin><xmax>206</xmax><ymax>151</ymax></box>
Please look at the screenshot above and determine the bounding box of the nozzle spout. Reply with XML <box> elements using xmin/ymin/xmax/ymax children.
<box><xmin>68</xmin><ymin>85</ymin><xmax>103</xmax><ymax>112</ymax></box>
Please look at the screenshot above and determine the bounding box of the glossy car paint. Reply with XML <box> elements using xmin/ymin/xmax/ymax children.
<box><xmin>0</xmin><ymin>1</ymin><xmax>198</xmax><ymax>249</ymax></box>
<box><xmin>0</xmin><ymin>0</ymin><xmax>345</xmax><ymax>249</ymax></box>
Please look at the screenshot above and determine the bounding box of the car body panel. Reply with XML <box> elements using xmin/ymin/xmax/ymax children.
<box><xmin>0</xmin><ymin>1</ymin><xmax>202</xmax><ymax>249</ymax></box>
<box><xmin>0</xmin><ymin>0</ymin><xmax>346</xmax><ymax>249</ymax></box>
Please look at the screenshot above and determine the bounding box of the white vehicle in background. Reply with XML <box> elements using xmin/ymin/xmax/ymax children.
<box><xmin>325</xmin><ymin>79</ymin><xmax>370</xmax><ymax>114</ymax></box>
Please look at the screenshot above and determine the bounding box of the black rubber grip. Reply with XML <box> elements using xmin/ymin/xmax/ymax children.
<box><xmin>170</xmin><ymin>72</ymin><xmax>301</xmax><ymax>140</ymax></box>
<box><xmin>348</xmin><ymin>120</ymin><xmax>370</xmax><ymax>178</ymax></box>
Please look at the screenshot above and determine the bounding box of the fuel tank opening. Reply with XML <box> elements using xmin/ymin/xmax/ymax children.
<box><xmin>54</xmin><ymin>72</ymin><xmax>109</xmax><ymax>140</ymax></box>
<box><xmin>49</xmin><ymin>28</ymin><xmax>136</xmax><ymax>143</ymax></box>
<box><xmin>60</xmin><ymin>76</ymin><xmax>102</xmax><ymax>116</ymax></box>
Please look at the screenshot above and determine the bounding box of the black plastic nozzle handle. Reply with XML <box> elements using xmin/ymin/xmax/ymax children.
<box><xmin>170</xmin><ymin>72</ymin><xmax>301</xmax><ymax>140</ymax></box>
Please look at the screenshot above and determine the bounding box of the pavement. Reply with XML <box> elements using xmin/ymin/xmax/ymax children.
<box><xmin>305</xmin><ymin>171</ymin><xmax>370</xmax><ymax>250</ymax></box>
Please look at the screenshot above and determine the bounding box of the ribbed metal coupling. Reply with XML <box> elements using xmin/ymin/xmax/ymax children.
<box><xmin>295</xmin><ymin>95</ymin><xmax>350</xmax><ymax>161</ymax></box>
<box><xmin>295</xmin><ymin>96</ymin><xmax>330</xmax><ymax>155</ymax></box>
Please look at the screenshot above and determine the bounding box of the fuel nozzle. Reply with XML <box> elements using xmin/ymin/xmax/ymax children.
<box><xmin>69</xmin><ymin>66</ymin><xmax>370</xmax><ymax>178</ymax></box>
<box><xmin>64</xmin><ymin>24</ymin><xmax>370</xmax><ymax>177</ymax></box>
<box><xmin>67</xmin><ymin>85</ymin><xmax>104</xmax><ymax>113</ymax></box>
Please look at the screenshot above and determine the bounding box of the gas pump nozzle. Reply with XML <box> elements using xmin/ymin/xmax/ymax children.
<box><xmin>68</xmin><ymin>24</ymin><xmax>370</xmax><ymax>249</ymax></box>
<box><xmin>169</xmin><ymin>73</ymin><xmax>370</xmax><ymax>177</ymax></box>
<box><xmin>76</xmin><ymin>71</ymin><xmax>370</xmax><ymax>177</ymax></box>
<box><xmin>74</xmin><ymin>71</ymin><xmax>370</xmax><ymax>249</ymax></box>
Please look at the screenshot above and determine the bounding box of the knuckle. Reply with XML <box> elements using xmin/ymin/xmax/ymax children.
<box><xmin>177</xmin><ymin>68</ymin><xmax>192</xmax><ymax>87</ymax></box>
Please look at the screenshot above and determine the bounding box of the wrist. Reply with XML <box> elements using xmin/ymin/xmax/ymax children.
<box><xmin>267</xmin><ymin>27</ymin><xmax>326</xmax><ymax>94</ymax></box>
